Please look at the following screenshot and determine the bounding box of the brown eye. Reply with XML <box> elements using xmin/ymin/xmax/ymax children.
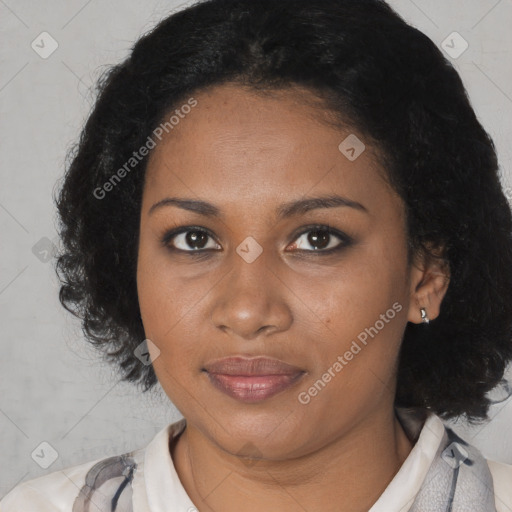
<box><xmin>291</xmin><ymin>226</ymin><xmax>351</xmax><ymax>252</ymax></box>
<box><xmin>162</xmin><ymin>227</ymin><xmax>220</xmax><ymax>252</ymax></box>
<box><xmin>182</xmin><ymin>230</ymin><xmax>210</xmax><ymax>250</ymax></box>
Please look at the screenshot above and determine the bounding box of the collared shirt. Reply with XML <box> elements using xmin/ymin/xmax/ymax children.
<box><xmin>1</xmin><ymin>409</ymin><xmax>511</xmax><ymax>511</ymax></box>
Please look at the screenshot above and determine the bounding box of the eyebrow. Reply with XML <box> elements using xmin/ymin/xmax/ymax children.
<box><xmin>148</xmin><ymin>194</ymin><xmax>368</xmax><ymax>219</ymax></box>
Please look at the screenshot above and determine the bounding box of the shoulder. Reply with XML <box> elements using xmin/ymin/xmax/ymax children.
<box><xmin>0</xmin><ymin>449</ymin><xmax>141</xmax><ymax>512</ymax></box>
<box><xmin>0</xmin><ymin>456</ymin><xmax>105</xmax><ymax>511</ymax></box>
<box><xmin>0</xmin><ymin>420</ymin><xmax>185</xmax><ymax>512</ymax></box>
<box><xmin>487</xmin><ymin>458</ymin><xmax>512</xmax><ymax>512</ymax></box>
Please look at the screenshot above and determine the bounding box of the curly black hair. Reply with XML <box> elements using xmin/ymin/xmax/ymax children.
<box><xmin>53</xmin><ymin>0</ymin><xmax>512</xmax><ymax>421</ymax></box>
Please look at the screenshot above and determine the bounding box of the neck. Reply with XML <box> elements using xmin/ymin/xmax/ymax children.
<box><xmin>170</xmin><ymin>407</ymin><xmax>414</xmax><ymax>512</ymax></box>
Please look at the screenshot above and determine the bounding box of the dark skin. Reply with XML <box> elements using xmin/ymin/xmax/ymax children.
<box><xmin>136</xmin><ymin>83</ymin><xmax>450</xmax><ymax>512</ymax></box>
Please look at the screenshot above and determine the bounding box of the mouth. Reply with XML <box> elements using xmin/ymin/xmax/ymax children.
<box><xmin>202</xmin><ymin>356</ymin><xmax>306</xmax><ymax>403</ymax></box>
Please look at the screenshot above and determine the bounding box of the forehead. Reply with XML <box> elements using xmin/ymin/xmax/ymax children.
<box><xmin>143</xmin><ymin>84</ymin><xmax>396</xmax><ymax>215</ymax></box>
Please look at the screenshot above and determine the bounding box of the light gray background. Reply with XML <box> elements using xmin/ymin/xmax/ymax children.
<box><xmin>1</xmin><ymin>0</ymin><xmax>511</xmax><ymax>499</ymax></box>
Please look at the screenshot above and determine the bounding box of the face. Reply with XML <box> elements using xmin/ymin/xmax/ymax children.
<box><xmin>136</xmin><ymin>83</ymin><xmax>433</xmax><ymax>460</ymax></box>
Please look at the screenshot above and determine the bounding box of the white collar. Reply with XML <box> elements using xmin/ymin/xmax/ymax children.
<box><xmin>132</xmin><ymin>417</ymin><xmax>193</xmax><ymax>511</ymax></box>
<box><xmin>370</xmin><ymin>409</ymin><xmax>446</xmax><ymax>511</ymax></box>
<box><xmin>133</xmin><ymin>409</ymin><xmax>445</xmax><ymax>512</ymax></box>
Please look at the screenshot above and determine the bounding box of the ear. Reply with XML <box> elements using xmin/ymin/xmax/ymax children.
<box><xmin>407</xmin><ymin>244</ymin><xmax>451</xmax><ymax>324</ymax></box>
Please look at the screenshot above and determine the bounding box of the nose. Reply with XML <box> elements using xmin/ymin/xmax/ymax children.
<box><xmin>209</xmin><ymin>250</ymin><xmax>293</xmax><ymax>341</ymax></box>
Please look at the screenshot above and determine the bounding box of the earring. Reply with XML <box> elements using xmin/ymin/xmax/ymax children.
<box><xmin>420</xmin><ymin>307</ymin><xmax>429</xmax><ymax>324</ymax></box>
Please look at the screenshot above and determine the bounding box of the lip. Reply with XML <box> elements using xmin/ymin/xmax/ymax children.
<box><xmin>203</xmin><ymin>356</ymin><xmax>306</xmax><ymax>403</ymax></box>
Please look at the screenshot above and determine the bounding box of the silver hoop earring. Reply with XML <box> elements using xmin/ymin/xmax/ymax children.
<box><xmin>420</xmin><ymin>307</ymin><xmax>429</xmax><ymax>324</ymax></box>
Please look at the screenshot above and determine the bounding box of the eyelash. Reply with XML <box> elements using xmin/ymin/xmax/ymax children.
<box><xmin>160</xmin><ymin>224</ymin><xmax>353</xmax><ymax>257</ymax></box>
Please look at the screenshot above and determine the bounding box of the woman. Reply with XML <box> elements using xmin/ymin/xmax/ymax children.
<box><xmin>2</xmin><ymin>0</ymin><xmax>512</xmax><ymax>510</ymax></box>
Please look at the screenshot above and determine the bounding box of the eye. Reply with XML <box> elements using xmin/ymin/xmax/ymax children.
<box><xmin>162</xmin><ymin>226</ymin><xmax>220</xmax><ymax>252</ymax></box>
<box><xmin>288</xmin><ymin>225</ymin><xmax>352</xmax><ymax>253</ymax></box>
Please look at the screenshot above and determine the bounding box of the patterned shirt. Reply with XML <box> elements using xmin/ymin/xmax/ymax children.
<box><xmin>1</xmin><ymin>408</ymin><xmax>511</xmax><ymax>511</ymax></box>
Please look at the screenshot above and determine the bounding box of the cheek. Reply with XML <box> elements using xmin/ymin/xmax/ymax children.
<box><xmin>137</xmin><ymin>238</ymin><xmax>195</xmax><ymax>336</ymax></box>
<box><xmin>294</xmin><ymin>267</ymin><xmax>408</xmax><ymax>427</ymax></box>
<box><xmin>303</xmin><ymin>231</ymin><xmax>410</xmax><ymax>381</ymax></box>
<box><xmin>137</xmin><ymin>245</ymin><xmax>184</xmax><ymax>374</ymax></box>
<box><xmin>136</xmin><ymin>244</ymin><xmax>212</xmax><ymax>385</ymax></box>
<box><xmin>315</xmin><ymin>243</ymin><xmax>407</xmax><ymax>337</ymax></box>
